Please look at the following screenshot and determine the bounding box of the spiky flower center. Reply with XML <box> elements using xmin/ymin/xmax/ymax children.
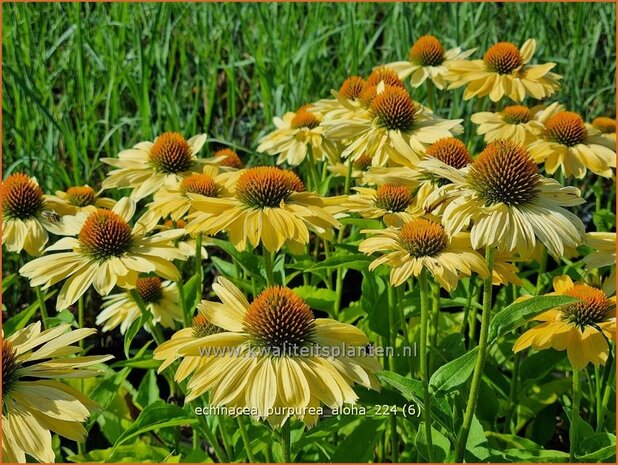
<box><xmin>409</xmin><ymin>35</ymin><xmax>445</xmax><ymax>66</ymax></box>
<box><xmin>180</xmin><ymin>174</ymin><xmax>219</xmax><ymax>197</ymax></box>
<box><xmin>236</xmin><ymin>167</ymin><xmax>303</xmax><ymax>209</ymax></box>
<box><xmin>79</xmin><ymin>210</ymin><xmax>133</xmax><ymax>260</ymax></box>
<box><xmin>426</xmin><ymin>137</ymin><xmax>473</xmax><ymax>169</ymax></box>
<box><xmin>468</xmin><ymin>140</ymin><xmax>540</xmax><ymax>207</ymax></box>
<box><xmin>243</xmin><ymin>286</ymin><xmax>316</xmax><ymax>353</ymax></box>
<box><xmin>370</xmin><ymin>87</ymin><xmax>416</xmax><ymax>131</ymax></box>
<box><xmin>592</xmin><ymin>117</ymin><xmax>616</xmax><ymax>134</ymax></box>
<box><xmin>2</xmin><ymin>340</ymin><xmax>21</xmax><ymax>401</ymax></box>
<box><xmin>136</xmin><ymin>277</ymin><xmax>163</xmax><ymax>304</ymax></box>
<box><xmin>339</xmin><ymin>76</ymin><xmax>366</xmax><ymax>100</ymax></box>
<box><xmin>483</xmin><ymin>42</ymin><xmax>522</xmax><ymax>74</ymax></box>
<box><xmin>366</xmin><ymin>67</ymin><xmax>405</xmax><ymax>89</ymax></box>
<box><xmin>66</xmin><ymin>186</ymin><xmax>96</xmax><ymax>207</ymax></box>
<box><xmin>374</xmin><ymin>185</ymin><xmax>414</xmax><ymax>212</ymax></box>
<box><xmin>358</xmin><ymin>86</ymin><xmax>379</xmax><ymax>108</ymax></box>
<box><xmin>398</xmin><ymin>219</ymin><xmax>449</xmax><ymax>258</ymax></box>
<box><xmin>545</xmin><ymin>111</ymin><xmax>587</xmax><ymax>147</ymax></box>
<box><xmin>561</xmin><ymin>284</ymin><xmax>613</xmax><ymax>331</ymax></box>
<box><xmin>502</xmin><ymin>105</ymin><xmax>532</xmax><ymax>124</ymax></box>
<box><xmin>2</xmin><ymin>173</ymin><xmax>45</xmax><ymax>220</ymax></box>
<box><xmin>148</xmin><ymin>132</ymin><xmax>194</xmax><ymax>174</ymax></box>
<box><xmin>291</xmin><ymin>107</ymin><xmax>320</xmax><ymax>130</ymax></box>
<box><xmin>353</xmin><ymin>153</ymin><xmax>373</xmax><ymax>171</ymax></box>
<box><xmin>192</xmin><ymin>314</ymin><xmax>222</xmax><ymax>338</ymax></box>
<box><xmin>214</xmin><ymin>148</ymin><xmax>243</xmax><ymax>169</ymax></box>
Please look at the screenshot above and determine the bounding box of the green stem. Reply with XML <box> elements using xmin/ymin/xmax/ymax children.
<box><xmin>237</xmin><ymin>416</ymin><xmax>257</xmax><ymax>463</ymax></box>
<box><xmin>426</xmin><ymin>83</ymin><xmax>435</xmax><ymax>111</ymax></box>
<box><xmin>130</xmin><ymin>289</ymin><xmax>165</xmax><ymax>346</ymax></box>
<box><xmin>456</xmin><ymin>247</ymin><xmax>495</xmax><ymax>462</ymax></box>
<box><xmin>281</xmin><ymin>420</ymin><xmax>291</xmax><ymax>462</ymax></box>
<box><xmin>396</xmin><ymin>285</ymin><xmax>414</xmax><ymax>376</ymax></box>
<box><xmin>503</xmin><ymin>353</ymin><xmax>521</xmax><ymax>433</ymax></box>
<box><xmin>429</xmin><ymin>281</ymin><xmax>440</xmax><ymax>374</ymax></box>
<box><xmin>535</xmin><ymin>246</ymin><xmax>548</xmax><ymax>295</ymax></box>
<box><xmin>306</xmin><ymin>146</ymin><xmax>320</xmax><ymax>192</ymax></box>
<box><xmin>387</xmin><ymin>285</ymin><xmax>399</xmax><ymax>462</ymax></box>
<box><xmin>192</xmin><ymin>402</ymin><xmax>228</xmax><ymax>462</ymax></box>
<box><xmin>598</xmin><ymin>348</ymin><xmax>615</xmax><ymax>431</ymax></box>
<box><xmin>263</xmin><ymin>246</ymin><xmax>275</xmax><ymax>287</ymax></box>
<box><xmin>419</xmin><ymin>270</ymin><xmax>435</xmax><ymax>462</ymax></box>
<box><xmin>178</xmin><ymin>278</ymin><xmax>189</xmax><ymax>327</ymax></box>
<box><xmin>35</xmin><ymin>287</ymin><xmax>49</xmax><ymax>329</ymax></box>
<box><xmin>194</xmin><ymin>233</ymin><xmax>203</xmax><ymax>309</ymax></box>
<box><xmin>570</xmin><ymin>369</ymin><xmax>581</xmax><ymax>462</ymax></box>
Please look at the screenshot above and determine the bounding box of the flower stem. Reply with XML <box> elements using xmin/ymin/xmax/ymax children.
<box><xmin>194</xmin><ymin>233</ymin><xmax>203</xmax><ymax>308</ymax></box>
<box><xmin>237</xmin><ymin>416</ymin><xmax>257</xmax><ymax>463</ymax></box>
<box><xmin>456</xmin><ymin>246</ymin><xmax>495</xmax><ymax>462</ymax></box>
<box><xmin>396</xmin><ymin>285</ymin><xmax>414</xmax><ymax>375</ymax></box>
<box><xmin>599</xmin><ymin>349</ymin><xmax>615</xmax><ymax>431</ymax></box>
<box><xmin>503</xmin><ymin>352</ymin><xmax>521</xmax><ymax>433</ymax></box>
<box><xmin>130</xmin><ymin>289</ymin><xmax>165</xmax><ymax>346</ymax></box>
<box><xmin>535</xmin><ymin>246</ymin><xmax>548</xmax><ymax>295</ymax></box>
<box><xmin>306</xmin><ymin>146</ymin><xmax>320</xmax><ymax>192</ymax></box>
<box><xmin>263</xmin><ymin>246</ymin><xmax>275</xmax><ymax>287</ymax></box>
<box><xmin>35</xmin><ymin>287</ymin><xmax>49</xmax><ymax>329</ymax></box>
<box><xmin>418</xmin><ymin>269</ymin><xmax>435</xmax><ymax>462</ymax></box>
<box><xmin>192</xmin><ymin>401</ymin><xmax>228</xmax><ymax>462</ymax></box>
<box><xmin>387</xmin><ymin>286</ymin><xmax>399</xmax><ymax>462</ymax></box>
<box><xmin>281</xmin><ymin>419</ymin><xmax>291</xmax><ymax>462</ymax></box>
<box><xmin>429</xmin><ymin>280</ymin><xmax>440</xmax><ymax>374</ymax></box>
<box><xmin>570</xmin><ymin>368</ymin><xmax>581</xmax><ymax>461</ymax></box>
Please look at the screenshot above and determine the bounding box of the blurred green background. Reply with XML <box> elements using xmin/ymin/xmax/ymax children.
<box><xmin>2</xmin><ymin>1</ymin><xmax>616</xmax><ymax>190</ymax></box>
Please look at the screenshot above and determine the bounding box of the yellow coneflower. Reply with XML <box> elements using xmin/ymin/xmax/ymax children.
<box><xmin>326</xmin><ymin>153</ymin><xmax>374</xmax><ymax>180</ymax></box>
<box><xmin>158</xmin><ymin>219</ymin><xmax>208</xmax><ymax>259</ymax></box>
<box><xmin>514</xmin><ymin>275</ymin><xmax>616</xmax><ymax>369</ymax></box>
<box><xmin>44</xmin><ymin>185</ymin><xmax>116</xmax><ymax>217</ymax></box>
<box><xmin>101</xmin><ymin>132</ymin><xmax>207</xmax><ymax>200</ymax></box>
<box><xmin>583</xmin><ymin>232</ymin><xmax>616</xmax><ymax>270</ymax></box>
<box><xmin>344</xmin><ymin>184</ymin><xmax>423</xmax><ymax>227</ymax></box>
<box><xmin>528</xmin><ymin>110</ymin><xmax>616</xmax><ymax>178</ymax></box>
<box><xmin>323</xmin><ymin>85</ymin><xmax>463</xmax><ymax>167</ymax></box>
<box><xmin>147</xmin><ymin>166</ymin><xmax>233</xmax><ymax>222</ymax></box>
<box><xmin>447</xmin><ymin>39</ymin><xmax>561</xmax><ymax>102</ymax></box>
<box><xmin>591</xmin><ymin>116</ymin><xmax>616</xmax><ymax>141</ymax></box>
<box><xmin>421</xmin><ymin>140</ymin><xmax>585</xmax><ymax>258</ymax></box>
<box><xmin>154</xmin><ymin>314</ymin><xmax>222</xmax><ymax>383</ymax></box>
<box><xmin>359</xmin><ymin>218</ymin><xmax>488</xmax><ymax>290</ymax></box>
<box><xmin>1</xmin><ymin>322</ymin><xmax>112</xmax><ymax>463</ymax></box>
<box><xmin>385</xmin><ymin>35</ymin><xmax>476</xmax><ymax>89</ymax></box>
<box><xmin>471</xmin><ymin>105</ymin><xmax>544</xmax><ymax>145</ymax></box>
<box><xmin>212</xmin><ymin>148</ymin><xmax>244</xmax><ymax>169</ymax></box>
<box><xmin>185</xmin><ymin>166</ymin><xmax>344</xmax><ymax>253</ymax></box>
<box><xmin>257</xmin><ymin>105</ymin><xmax>340</xmax><ymax>166</ymax></box>
<box><xmin>2</xmin><ymin>173</ymin><xmax>66</xmax><ymax>256</ymax></box>
<box><xmin>313</xmin><ymin>76</ymin><xmax>368</xmax><ymax>120</ymax></box>
<box><xmin>97</xmin><ymin>277</ymin><xmax>183</xmax><ymax>334</ymax></box>
<box><xmin>19</xmin><ymin>198</ymin><xmax>187</xmax><ymax>311</ymax></box>
<box><xmin>172</xmin><ymin>277</ymin><xmax>381</xmax><ymax>427</ymax></box>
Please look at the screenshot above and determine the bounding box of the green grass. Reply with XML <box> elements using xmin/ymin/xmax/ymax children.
<box><xmin>3</xmin><ymin>1</ymin><xmax>615</xmax><ymax>192</ymax></box>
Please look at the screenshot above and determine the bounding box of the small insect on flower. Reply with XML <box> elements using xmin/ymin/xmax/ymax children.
<box><xmin>1</xmin><ymin>322</ymin><xmax>112</xmax><ymax>463</ymax></box>
<box><xmin>384</xmin><ymin>35</ymin><xmax>476</xmax><ymax>89</ymax></box>
<box><xmin>528</xmin><ymin>107</ymin><xmax>616</xmax><ymax>179</ymax></box>
<box><xmin>421</xmin><ymin>139</ymin><xmax>585</xmax><ymax>258</ymax></box>
<box><xmin>2</xmin><ymin>173</ymin><xmax>67</xmax><ymax>256</ymax></box>
<box><xmin>186</xmin><ymin>166</ymin><xmax>345</xmax><ymax>253</ymax></box>
<box><xmin>19</xmin><ymin>198</ymin><xmax>187</xmax><ymax>311</ymax></box>
<box><xmin>101</xmin><ymin>132</ymin><xmax>207</xmax><ymax>200</ymax></box>
<box><xmin>514</xmin><ymin>275</ymin><xmax>616</xmax><ymax>369</ymax></box>
<box><xmin>167</xmin><ymin>277</ymin><xmax>381</xmax><ymax>427</ymax></box>
<box><xmin>359</xmin><ymin>217</ymin><xmax>488</xmax><ymax>290</ymax></box>
<box><xmin>447</xmin><ymin>39</ymin><xmax>561</xmax><ymax>102</ymax></box>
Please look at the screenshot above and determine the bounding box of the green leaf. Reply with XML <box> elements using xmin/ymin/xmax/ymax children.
<box><xmin>361</xmin><ymin>272</ymin><xmax>389</xmax><ymax>338</ymax></box>
<box><xmin>123</xmin><ymin>311</ymin><xmax>152</xmax><ymax>358</ymax></box>
<box><xmin>69</xmin><ymin>443</ymin><xmax>180</xmax><ymax>463</ymax></box>
<box><xmin>577</xmin><ymin>432</ymin><xmax>616</xmax><ymax>462</ymax></box>
<box><xmin>416</xmin><ymin>426</ymin><xmax>451</xmax><ymax>462</ymax></box>
<box><xmin>308</xmin><ymin>253</ymin><xmax>371</xmax><ymax>271</ymax></box>
<box><xmin>1</xmin><ymin>273</ymin><xmax>18</xmax><ymax>294</ymax></box>
<box><xmin>2</xmin><ymin>289</ymin><xmax>57</xmax><ymax>335</ymax></box>
<box><xmin>339</xmin><ymin>217</ymin><xmax>384</xmax><ymax>229</ymax></box>
<box><xmin>208</xmin><ymin>238</ymin><xmax>265</xmax><ymax>285</ymax></box>
<box><xmin>292</xmin><ymin>285</ymin><xmax>337</xmax><ymax>315</ymax></box>
<box><xmin>111</xmin><ymin>401</ymin><xmax>197</xmax><ymax>451</ymax></box>
<box><xmin>331</xmin><ymin>418</ymin><xmax>384</xmax><ymax>462</ymax></box>
<box><xmin>134</xmin><ymin>370</ymin><xmax>160</xmax><ymax>410</ymax></box>
<box><xmin>488</xmin><ymin>295</ymin><xmax>577</xmax><ymax>343</ymax></box>
<box><xmin>429</xmin><ymin>346</ymin><xmax>479</xmax><ymax>395</ymax></box>
<box><xmin>593</xmin><ymin>208</ymin><xmax>616</xmax><ymax>232</ymax></box>
<box><xmin>182</xmin><ymin>274</ymin><xmax>199</xmax><ymax>313</ymax></box>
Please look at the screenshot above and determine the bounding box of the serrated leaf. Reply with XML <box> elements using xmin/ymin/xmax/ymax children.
<box><xmin>488</xmin><ymin>295</ymin><xmax>577</xmax><ymax>343</ymax></box>
<box><xmin>429</xmin><ymin>346</ymin><xmax>479</xmax><ymax>395</ymax></box>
